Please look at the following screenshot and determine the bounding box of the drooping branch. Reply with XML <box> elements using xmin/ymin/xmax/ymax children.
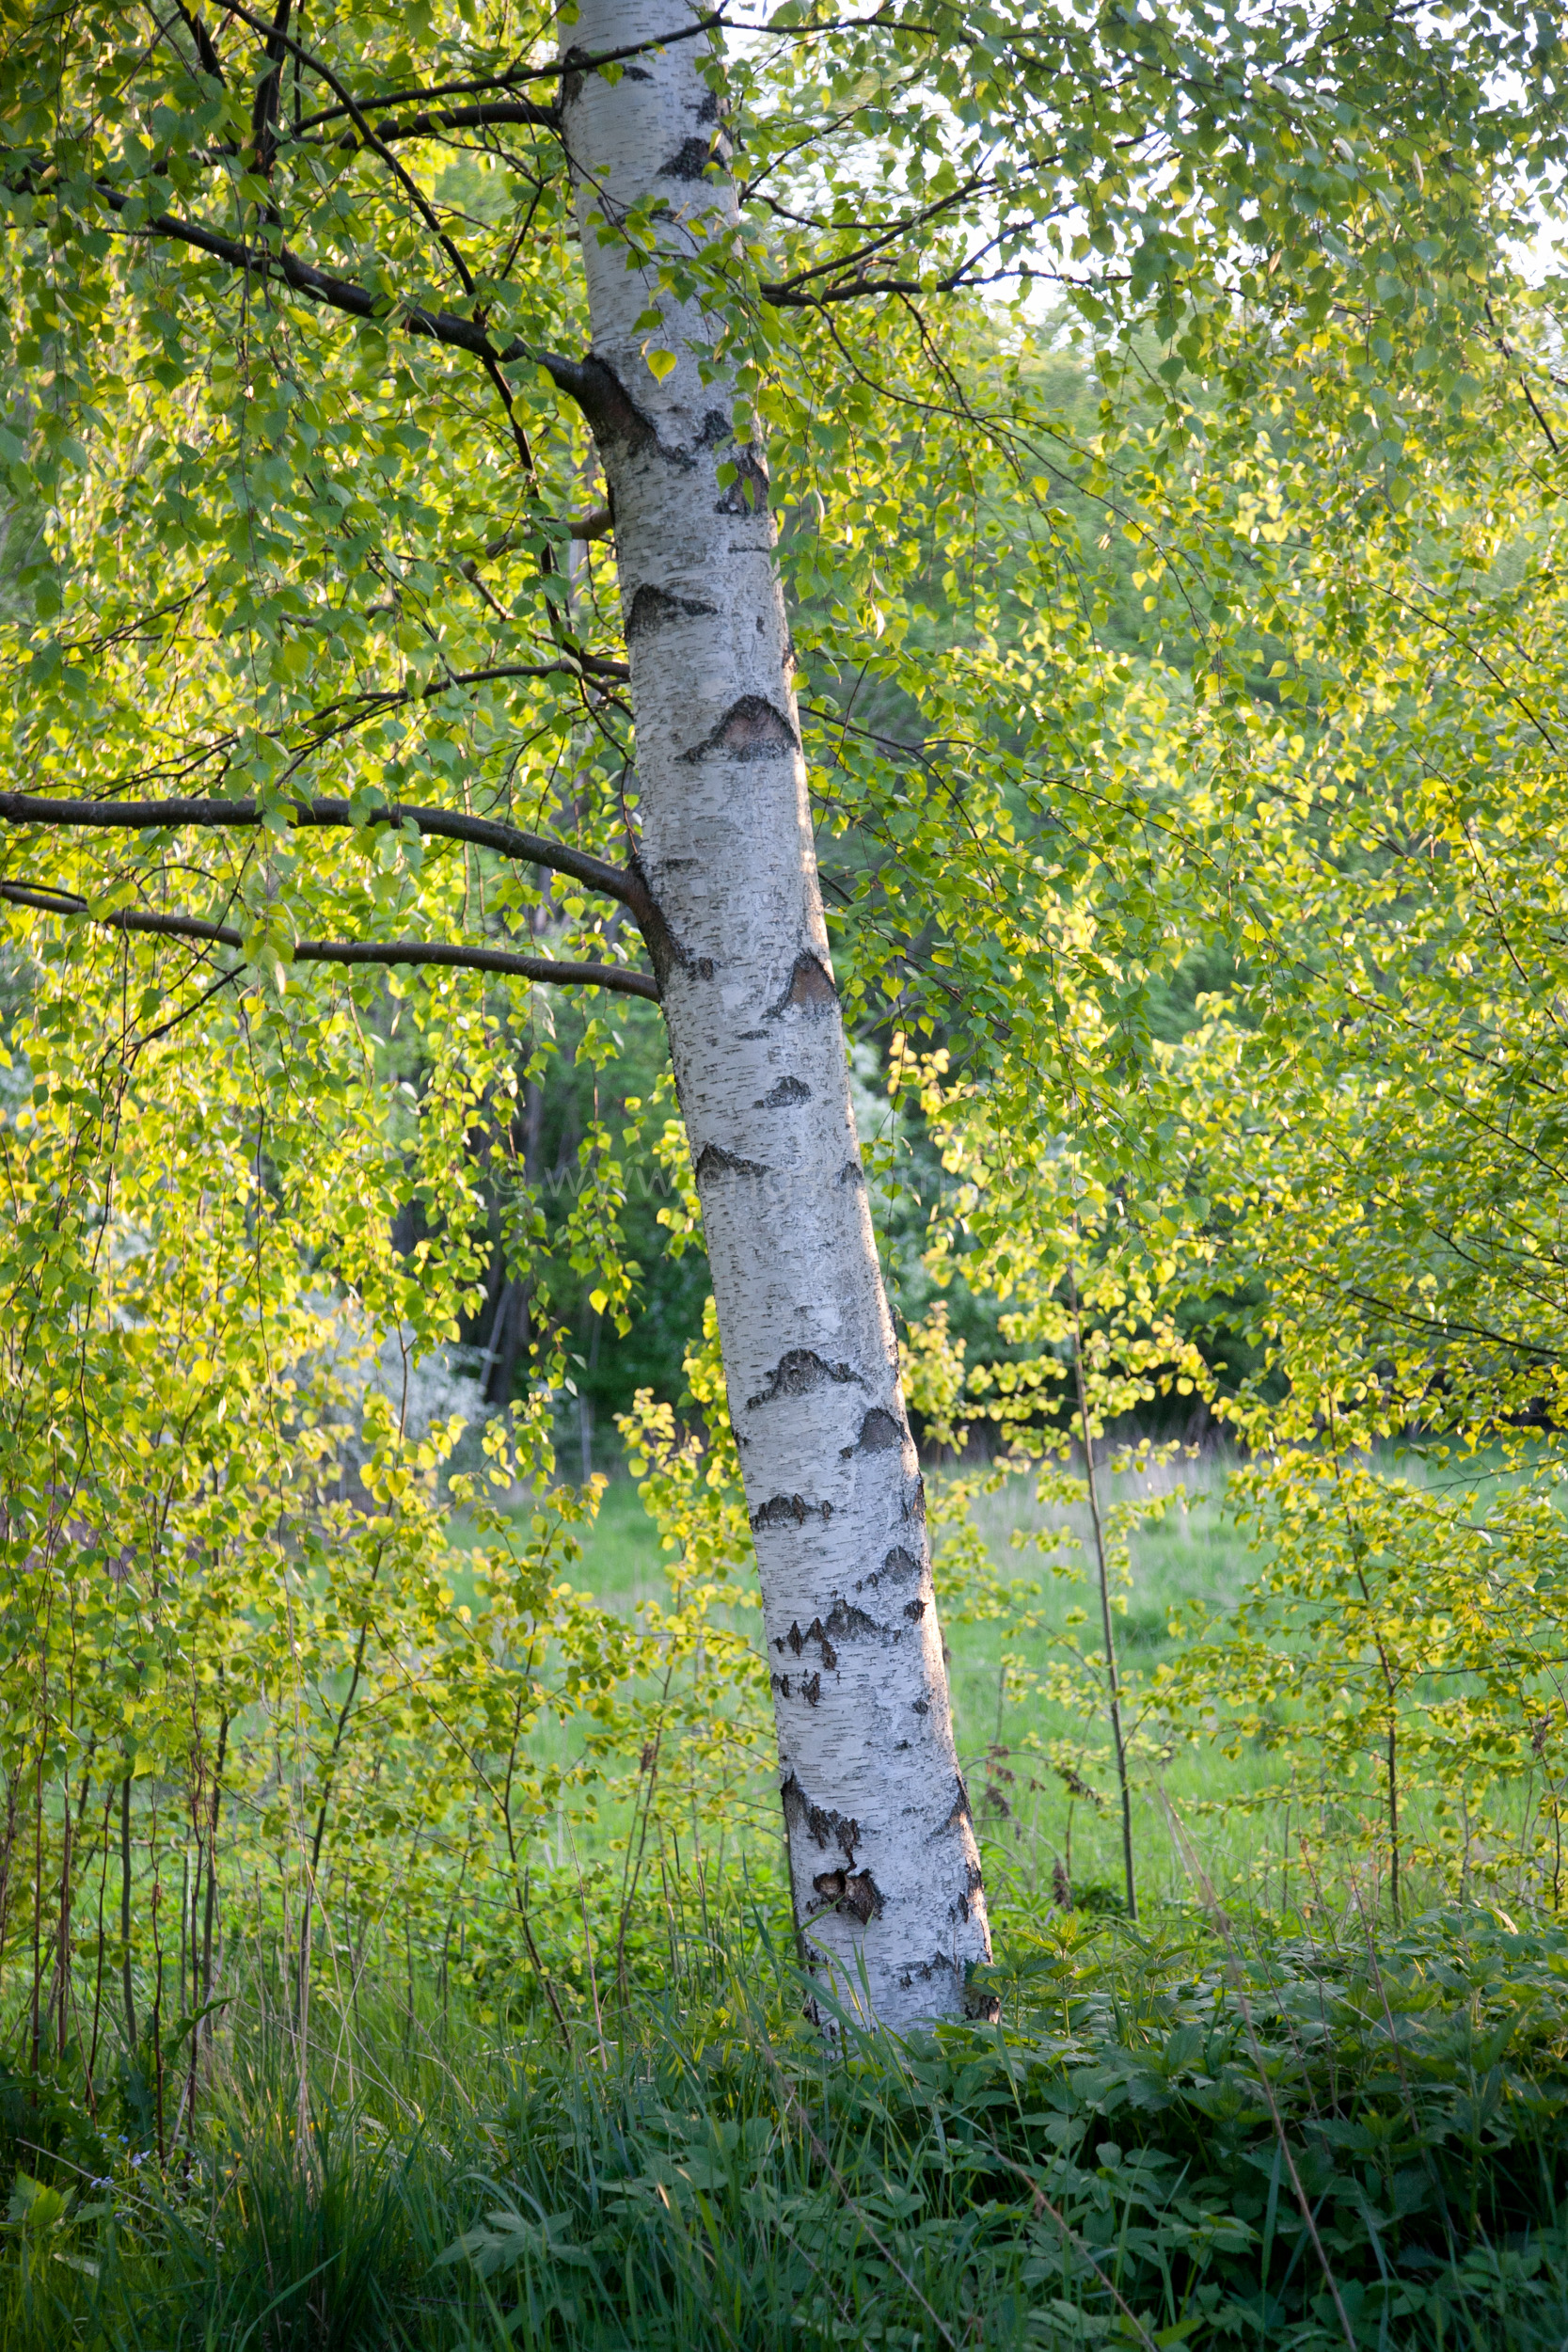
<box><xmin>0</xmin><ymin>792</ymin><xmax>650</xmax><ymax>922</ymax></box>
<box><xmin>0</xmin><ymin>146</ymin><xmax>986</xmax><ymax>373</ymax></box>
<box><xmin>0</xmin><ymin>651</ymin><xmax>628</xmax><ymax>811</ymax></box>
<box><xmin>64</xmin><ymin>171</ymin><xmax>531</xmax><ymax>367</ymax></box>
<box><xmin>0</xmin><ymin>882</ymin><xmax>659</xmax><ymax>1000</ymax></box>
<box><xmin>321</xmin><ymin>99</ymin><xmax>560</xmax><ymax>147</ymax></box>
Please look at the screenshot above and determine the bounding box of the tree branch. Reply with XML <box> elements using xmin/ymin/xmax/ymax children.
<box><xmin>20</xmin><ymin>159</ymin><xmax>971</xmax><ymax>401</ymax></box>
<box><xmin>249</xmin><ymin>0</ymin><xmax>293</xmax><ymax>178</ymax></box>
<box><xmin>0</xmin><ymin>792</ymin><xmax>649</xmax><ymax>920</ymax></box>
<box><xmin>322</xmin><ymin>99</ymin><xmax>559</xmax><ymax>146</ymax></box>
<box><xmin>0</xmin><ymin>882</ymin><xmax>659</xmax><ymax>1000</ymax></box>
<box><xmin>214</xmin><ymin>0</ymin><xmax>480</xmax><ymax>297</ymax></box>
<box><xmin>70</xmin><ymin>173</ymin><xmax>526</xmax><ymax>365</ymax></box>
<box><xmin>289</xmin><ymin>12</ymin><xmax>727</xmax><ymax>135</ymax></box>
<box><xmin>176</xmin><ymin>4</ymin><xmax>227</xmax><ymax>85</ymax></box>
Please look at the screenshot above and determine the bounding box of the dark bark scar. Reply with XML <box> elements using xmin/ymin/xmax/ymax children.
<box><xmin>693</xmin><ymin>1141</ymin><xmax>767</xmax><ymax>1183</ymax></box>
<box><xmin>768</xmin><ymin>951</ymin><xmax>838</xmax><ymax>1017</ymax></box>
<box><xmin>747</xmin><ymin>1348</ymin><xmax>862</xmax><ymax>1409</ymax></box>
<box><xmin>840</xmin><ymin>1406</ymin><xmax>905</xmax><ymax>1459</ymax></box>
<box><xmin>811</xmin><ymin>1867</ymin><xmax>883</xmax><ymax>1923</ymax></box>
<box><xmin>678</xmin><ymin>694</ymin><xmax>798</xmax><ymax>764</ymax></box>
<box><xmin>858</xmin><ymin>1547</ymin><xmax>921</xmax><ymax>1593</ymax></box>
<box><xmin>751</xmin><ymin>1492</ymin><xmax>832</xmax><ymax>1530</ymax></box>
<box><xmin>781</xmin><ymin>1772</ymin><xmax>860</xmax><ymax>1860</ymax></box>
<box><xmin>626</xmin><ymin>583</ymin><xmax>719</xmax><ymax>640</ymax></box>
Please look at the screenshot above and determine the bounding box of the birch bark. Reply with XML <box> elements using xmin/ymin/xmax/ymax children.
<box><xmin>557</xmin><ymin>0</ymin><xmax>991</xmax><ymax>2027</ymax></box>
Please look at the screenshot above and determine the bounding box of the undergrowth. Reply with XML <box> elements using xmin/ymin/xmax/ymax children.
<box><xmin>6</xmin><ymin>1902</ymin><xmax>1568</xmax><ymax>2350</ymax></box>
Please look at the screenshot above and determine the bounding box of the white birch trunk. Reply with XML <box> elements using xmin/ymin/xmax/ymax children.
<box><xmin>559</xmin><ymin>0</ymin><xmax>991</xmax><ymax>2028</ymax></box>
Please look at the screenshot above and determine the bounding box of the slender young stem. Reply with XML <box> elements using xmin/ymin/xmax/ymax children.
<box><xmin>120</xmin><ymin>1765</ymin><xmax>137</xmax><ymax>2047</ymax></box>
<box><xmin>55</xmin><ymin>1788</ymin><xmax>72</xmax><ymax>2059</ymax></box>
<box><xmin>31</xmin><ymin>1749</ymin><xmax>42</xmax><ymax>2080</ymax></box>
<box><xmin>1326</xmin><ymin>1409</ymin><xmax>1402</xmax><ymax>1924</ymax></box>
<box><xmin>0</xmin><ymin>1771</ymin><xmax>18</xmax><ymax>1968</ymax></box>
<box><xmin>150</xmin><ymin>1865</ymin><xmax>166</xmax><ymax>2166</ymax></box>
<box><xmin>499</xmin><ymin>1689</ymin><xmax>572</xmax><ymax>2046</ymax></box>
<box><xmin>1070</xmin><ymin>1290</ymin><xmax>1136</xmax><ymax>1922</ymax></box>
<box><xmin>87</xmin><ymin>1782</ymin><xmax>114</xmax><ymax>2102</ymax></box>
<box><xmin>1386</xmin><ymin>1716</ymin><xmax>1400</xmax><ymax>1926</ymax></box>
<box><xmin>615</xmin><ymin>1660</ymin><xmax>673</xmax><ymax>2003</ymax></box>
<box><xmin>298</xmin><ymin>1575</ymin><xmax>381</xmax><ymax>2033</ymax></box>
<box><xmin>201</xmin><ymin>1709</ymin><xmax>229</xmax><ymax>2039</ymax></box>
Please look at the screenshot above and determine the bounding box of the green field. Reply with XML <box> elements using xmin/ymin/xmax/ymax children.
<box><xmin>452</xmin><ymin>1453</ymin><xmax>1289</xmax><ymax>1929</ymax></box>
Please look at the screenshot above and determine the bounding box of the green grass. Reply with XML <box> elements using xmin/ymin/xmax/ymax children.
<box><xmin>8</xmin><ymin>1902</ymin><xmax>1568</xmax><ymax>2350</ymax></box>
<box><xmin>537</xmin><ymin>1452</ymin><xmax>1516</xmax><ymax>1926</ymax></box>
<box><xmin>950</xmin><ymin>1452</ymin><xmax>1268</xmax><ymax>1909</ymax></box>
<box><xmin>496</xmin><ymin>1454</ymin><xmax>1280</xmax><ymax>1918</ymax></box>
<box><xmin>12</xmin><ymin>1453</ymin><xmax>1531</xmax><ymax>2350</ymax></box>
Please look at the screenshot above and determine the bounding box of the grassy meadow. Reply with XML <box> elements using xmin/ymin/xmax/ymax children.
<box><xmin>8</xmin><ymin>1452</ymin><xmax>1568</xmax><ymax>2352</ymax></box>
<box><xmin>487</xmin><ymin>1449</ymin><xmax>1442</xmax><ymax>1930</ymax></box>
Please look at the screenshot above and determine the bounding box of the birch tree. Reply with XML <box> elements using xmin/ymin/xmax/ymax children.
<box><xmin>0</xmin><ymin>0</ymin><xmax>1548</xmax><ymax>2021</ymax></box>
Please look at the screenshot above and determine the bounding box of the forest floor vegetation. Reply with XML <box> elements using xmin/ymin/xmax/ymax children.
<box><xmin>5</xmin><ymin>1892</ymin><xmax>1568</xmax><ymax>2351</ymax></box>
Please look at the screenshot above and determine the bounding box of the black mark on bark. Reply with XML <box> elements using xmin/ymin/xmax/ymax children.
<box><xmin>845</xmin><ymin>1870</ymin><xmax>883</xmax><ymax>1923</ymax></box>
<box><xmin>626</xmin><ymin>583</ymin><xmax>718</xmax><ymax>640</ymax></box>
<box><xmin>693</xmin><ymin>1141</ymin><xmax>767</xmax><ymax>1183</ymax></box>
<box><xmin>747</xmin><ymin>1348</ymin><xmax>860</xmax><ymax>1409</ymax></box>
<box><xmin>904</xmin><ymin>1597</ymin><xmax>927</xmax><ymax>1623</ymax></box>
<box><xmin>751</xmin><ymin>1492</ymin><xmax>832</xmax><ymax>1531</ymax></box>
<box><xmin>811</xmin><ymin>1867</ymin><xmax>882</xmax><ymax>1923</ymax></box>
<box><xmin>800</xmin><ymin>1671</ymin><xmax>821</xmax><ymax>1707</ymax></box>
<box><xmin>555</xmin><ymin>353</ymin><xmax>660</xmax><ymax>458</ymax></box>
<box><xmin>716</xmin><ymin>446</ymin><xmax>771</xmax><ymax>516</ymax></box>
<box><xmin>780</xmin><ymin>1618</ymin><xmax>841</xmax><ymax>1675</ymax></box>
<box><xmin>950</xmin><ymin>1859</ymin><xmax>986</xmax><ymax>1926</ymax></box>
<box><xmin>679</xmin><ymin>694</ymin><xmax>798</xmax><ymax>764</ymax></box>
<box><xmin>755</xmin><ymin>1073</ymin><xmax>811</xmax><ymax>1108</ymax></box>
<box><xmin>859</xmin><ymin>1546</ymin><xmax>920</xmax><ymax>1593</ymax></box>
<box><xmin>661</xmin><ymin>135</ymin><xmax>724</xmax><ymax>179</ymax></box>
<box><xmin>768</xmin><ymin>951</ymin><xmax>838</xmax><ymax>1017</ymax></box>
<box><xmin>841</xmin><ymin>1406</ymin><xmax>904</xmax><ymax>1458</ymax></box>
<box><xmin>781</xmin><ymin>1773</ymin><xmax>859</xmax><ymax>1860</ymax></box>
<box><xmin>933</xmin><ymin>1776</ymin><xmax>976</xmax><ymax>1841</ymax></box>
<box><xmin>625</xmin><ymin>852</ymin><xmax>698</xmax><ymax>994</ymax></box>
<box><xmin>897</xmin><ymin>1951</ymin><xmax>958</xmax><ymax>1990</ymax></box>
<box><xmin>775</xmin><ymin>1618</ymin><xmax>839</xmax><ymax>1671</ymax></box>
<box><xmin>964</xmin><ymin>1975</ymin><xmax>1003</xmax><ymax>2025</ymax></box>
<box><xmin>823</xmin><ymin>1597</ymin><xmax>882</xmax><ymax>1643</ymax></box>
